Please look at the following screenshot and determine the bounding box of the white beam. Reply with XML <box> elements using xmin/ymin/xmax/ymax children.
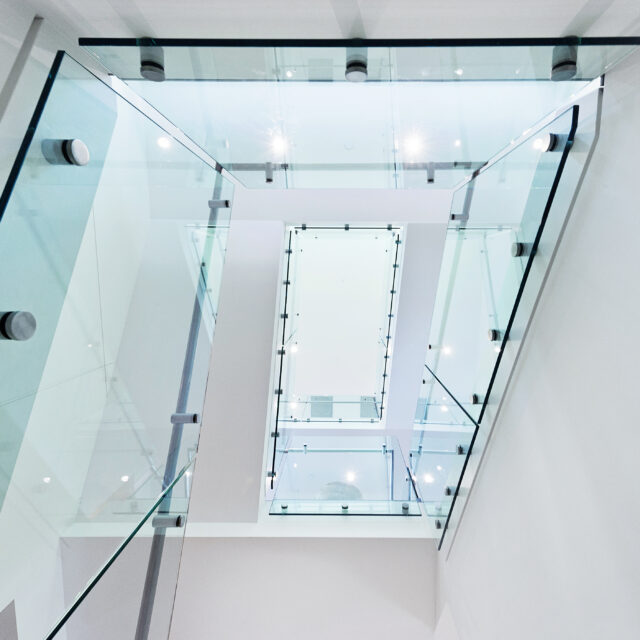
<box><xmin>384</xmin><ymin>223</ymin><xmax>448</xmax><ymax>458</ymax></box>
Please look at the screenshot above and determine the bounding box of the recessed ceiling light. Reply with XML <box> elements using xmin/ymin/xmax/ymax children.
<box><xmin>454</xmin><ymin>139</ymin><xmax>461</xmax><ymax>147</ymax></box>
<box><xmin>157</xmin><ymin>136</ymin><xmax>171</xmax><ymax>149</ymax></box>
<box><xmin>436</xmin><ymin>465</ymin><xmax>443</xmax><ymax>471</ymax></box>
<box><xmin>285</xmin><ymin>70</ymin><xmax>293</xmax><ymax>78</ymax></box>
<box><xmin>440</xmin><ymin>405</ymin><xmax>449</xmax><ymax>413</ymax></box>
<box><xmin>43</xmin><ymin>476</ymin><xmax>51</xmax><ymax>484</ymax></box>
<box><xmin>454</xmin><ymin>68</ymin><xmax>463</xmax><ymax>76</ymax></box>
<box><xmin>272</xmin><ymin>135</ymin><xmax>288</xmax><ymax>155</ymax></box>
<box><xmin>120</xmin><ymin>475</ymin><xmax>130</xmax><ymax>483</ymax></box>
<box><xmin>442</xmin><ymin>345</ymin><xmax>452</xmax><ymax>355</ymax></box>
<box><xmin>423</xmin><ymin>473</ymin><xmax>435</xmax><ymax>483</ymax></box>
<box><xmin>290</xmin><ymin>344</ymin><xmax>299</xmax><ymax>353</ymax></box>
<box><xmin>404</xmin><ymin>135</ymin><xmax>423</xmax><ymax>155</ymax></box>
<box><xmin>346</xmin><ymin>471</ymin><xmax>356</xmax><ymax>483</ymax></box>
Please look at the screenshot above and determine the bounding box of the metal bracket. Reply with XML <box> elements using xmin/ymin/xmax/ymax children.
<box><xmin>151</xmin><ymin>514</ymin><xmax>184</xmax><ymax>529</ymax></box>
<box><xmin>208</xmin><ymin>199</ymin><xmax>230</xmax><ymax>209</ymax></box>
<box><xmin>170</xmin><ymin>412</ymin><xmax>200</xmax><ymax>424</ymax></box>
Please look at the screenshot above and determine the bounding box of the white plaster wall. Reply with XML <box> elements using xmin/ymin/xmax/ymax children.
<box><xmin>170</xmin><ymin>537</ymin><xmax>437</xmax><ymax>640</ymax></box>
<box><xmin>188</xmin><ymin>220</ymin><xmax>285</xmax><ymax>523</ymax></box>
<box><xmin>438</xmin><ymin>49</ymin><xmax>640</xmax><ymax>640</ymax></box>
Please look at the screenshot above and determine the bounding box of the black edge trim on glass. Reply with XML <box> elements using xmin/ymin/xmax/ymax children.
<box><xmin>380</xmin><ymin>234</ymin><xmax>400</xmax><ymax>419</ymax></box>
<box><xmin>269</xmin><ymin>229</ymin><xmax>293</xmax><ymax>489</ymax></box>
<box><xmin>424</xmin><ymin>363</ymin><xmax>480</xmax><ymax>431</ymax></box>
<box><xmin>0</xmin><ymin>50</ymin><xmax>65</xmax><ymax>221</ymax></box>
<box><xmin>437</xmin><ymin>104</ymin><xmax>580</xmax><ymax>551</ymax></box>
<box><xmin>477</xmin><ymin>105</ymin><xmax>580</xmax><ymax>426</ymax></box>
<box><xmin>79</xmin><ymin>36</ymin><xmax>640</xmax><ymax>48</ymax></box>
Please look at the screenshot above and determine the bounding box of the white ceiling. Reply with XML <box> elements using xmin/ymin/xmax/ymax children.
<box><xmin>18</xmin><ymin>0</ymin><xmax>640</xmax><ymax>42</ymax></box>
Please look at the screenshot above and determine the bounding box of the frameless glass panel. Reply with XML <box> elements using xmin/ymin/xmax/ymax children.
<box><xmin>278</xmin><ymin>226</ymin><xmax>398</xmax><ymax>418</ymax></box>
<box><xmin>270</xmin><ymin>434</ymin><xmax>420</xmax><ymax>515</ymax></box>
<box><xmin>46</xmin><ymin>464</ymin><xmax>192</xmax><ymax>639</ymax></box>
<box><xmin>81</xmin><ymin>39</ymin><xmax>639</xmax><ymax>82</ymax></box>
<box><xmin>411</xmin><ymin>373</ymin><xmax>475</xmax><ymax>530</ymax></box>
<box><xmin>79</xmin><ymin>39</ymin><xmax>639</xmax><ymax>189</ymax></box>
<box><xmin>112</xmin><ymin>79</ymin><xmax>583</xmax><ymax>189</ymax></box>
<box><xmin>426</xmin><ymin>108</ymin><xmax>575</xmax><ymax>420</ymax></box>
<box><xmin>267</xmin><ymin>226</ymin><xmax>399</xmax><ymax>486</ymax></box>
<box><xmin>0</xmin><ymin>53</ymin><xmax>232</xmax><ymax>639</ymax></box>
<box><xmin>421</xmin><ymin>84</ymin><xmax>600</xmax><ymax>547</ymax></box>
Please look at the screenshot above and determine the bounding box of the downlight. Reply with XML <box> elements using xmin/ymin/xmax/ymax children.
<box><xmin>345</xmin><ymin>47</ymin><xmax>367</xmax><ymax>82</ymax></box>
<box><xmin>140</xmin><ymin>44</ymin><xmax>166</xmax><ymax>82</ymax></box>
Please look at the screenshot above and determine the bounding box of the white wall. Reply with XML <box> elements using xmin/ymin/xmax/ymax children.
<box><xmin>188</xmin><ymin>220</ymin><xmax>285</xmax><ymax>523</ymax></box>
<box><xmin>437</xmin><ymin>49</ymin><xmax>640</xmax><ymax>640</ymax></box>
<box><xmin>170</xmin><ymin>537</ymin><xmax>437</xmax><ymax>640</ymax></box>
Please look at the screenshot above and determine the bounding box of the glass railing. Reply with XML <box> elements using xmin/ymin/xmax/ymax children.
<box><xmin>267</xmin><ymin>226</ymin><xmax>400</xmax><ymax>487</ymax></box>
<box><xmin>45</xmin><ymin>461</ymin><xmax>193</xmax><ymax>639</ymax></box>
<box><xmin>278</xmin><ymin>396</ymin><xmax>383</xmax><ymax>423</ymax></box>
<box><xmin>421</xmin><ymin>82</ymin><xmax>601</xmax><ymax>546</ymax></box>
<box><xmin>411</xmin><ymin>368</ymin><xmax>475</xmax><ymax>529</ymax></box>
<box><xmin>270</xmin><ymin>434</ymin><xmax>420</xmax><ymax>515</ymax></box>
<box><xmin>0</xmin><ymin>51</ymin><xmax>233</xmax><ymax>639</ymax></box>
<box><xmin>78</xmin><ymin>38</ymin><xmax>640</xmax><ymax>188</ymax></box>
<box><xmin>426</xmin><ymin>107</ymin><xmax>577</xmax><ymax>422</ymax></box>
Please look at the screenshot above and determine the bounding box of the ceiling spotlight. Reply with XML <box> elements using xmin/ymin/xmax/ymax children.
<box><xmin>423</xmin><ymin>473</ymin><xmax>435</xmax><ymax>484</ymax></box>
<box><xmin>442</xmin><ymin>345</ymin><xmax>452</xmax><ymax>355</ymax></box>
<box><xmin>454</xmin><ymin>68</ymin><xmax>463</xmax><ymax>76</ymax></box>
<box><xmin>43</xmin><ymin>476</ymin><xmax>51</xmax><ymax>484</ymax></box>
<box><xmin>345</xmin><ymin>47</ymin><xmax>368</xmax><ymax>82</ymax></box>
<box><xmin>454</xmin><ymin>139</ymin><xmax>461</xmax><ymax>147</ymax></box>
<box><xmin>440</xmin><ymin>405</ymin><xmax>449</xmax><ymax>413</ymax></box>
<box><xmin>271</xmin><ymin>135</ymin><xmax>288</xmax><ymax>155</ymax></box>
<box><xmin>346</xmin><ymin>471</ymin><xmax>356</xmax><ymax>483</ymax></box>
<box><xmin>285</xmin><ymin>69</ymin><xmax>294</xmax><ymax>78</ymax></box>
<box><xmin>290</xmin><ymin>344</ymin><xmax>299</xmax><ymax>353</ymax></box>
<box><xmin>404</xmin><ymin>135</ymin><xmax>423</xmax><ymax>155</ymax></box>
<box><xmin>157</xmin><ymin>136</ymin><xmax>171</xmax><ymax>149</ymax></box>
<box><xmin>120</xmin><ymin>475</ymin><xmax>130</xmax><ymax>483</ymax></box>
<box><xmin>436</xmin><ymin>465</ymin><xmax>443</xmax><ymax>471</ymax></box>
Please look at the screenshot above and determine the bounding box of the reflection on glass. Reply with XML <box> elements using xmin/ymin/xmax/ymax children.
<box><xmin>270</xmin><ymin>434</ymin><xmax>420</xmax><ymax>516</ymax></box>
<box><xmin>418</xmin><ymin>98</ymin><xmax>597</xmax><ymax>545</ymax></box>
<box><xmin>267</xmin><ymin>226</ymin><xmax>400</xmax><ymax>486</ymax></box>
<box><xmin>412</xmin><ymin>372</ymin><xmax>475</xmax><ymax>529</ymax></box>
<box><xmin>426</xmin><ymin>108</ymin><xmax>575</xmax><ymax>420</ymax></box>
<box><xmin>0</xmin><ymin>52</ymin><xmax>232</xmax><ymax>639</ymax></box>
<box><xmin>46</xmin><ymin>464</ymin><xmax>192</xmax><ymax>639</ymax></box>
<box><xmin>79</xmin><ymin>39</ymin><xmax>639</xmax><ymax>188</ymax></box>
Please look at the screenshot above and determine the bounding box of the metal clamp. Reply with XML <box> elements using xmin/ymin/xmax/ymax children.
<box><xmin>151</xmin><ymin>514</ymin><xmax>184</xmax><ymax>529</ymax></box>
<box><xmin>0</xmin><ymin>311</ymin><xmax>36</xmax><ymax>341</ymax></box>
<box><xmin>170</xmin><ymin>412</ymin><xmax>200</xmax><ymax>424</ymax></box>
